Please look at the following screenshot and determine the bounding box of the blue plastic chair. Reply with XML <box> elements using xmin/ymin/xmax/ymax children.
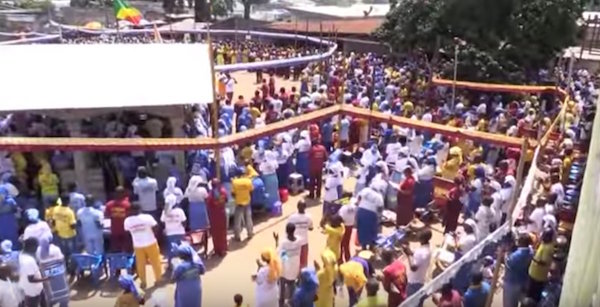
<box><xmin>105</xmin><ymin>253</ymin><xmax>135</xmax><ymax>278</ymax></box>
<box><xmin>70</xmin><ymin>253</ymin><xmax>104</xmax><ymax>285</ymax></box>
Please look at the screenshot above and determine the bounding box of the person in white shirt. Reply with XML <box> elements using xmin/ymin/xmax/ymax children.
<box><xmin>338</xmin><ymin>198</ymin><xmax>358</xmax><ymax>263</ymax></box>
<box><xmin>543</xmin><ymin>205</ymin><xmax>558</xmax><ymax>231</ymax></box>
<box><xmin>404</xmin><ymin>230</ymin><xmax>432</xmax><ymax>305</ymax></box>
<box><xmin>0</xmin><ymin>262</ymin><xmax>22</xmax><ymax>307</ymax></box>
<box><xmin>356</xmin><ymin>184</ymin><xmax>384</xmax><ymax>249</ymax></box>
<box><xmin>132</xmin><ymin>166</ymin><xmax>159</xmax><ymax>215</ymax></box>
<box><xmin>474</xmin><ymin>197</ymin><xmax>496</xmax><ymax>239</ymax></box>
<box><xmin>19</xmin><ymin>238</ymin><xmax>48</xmax><ymax>307</ymax></box>
<box><xmin>161</xmin><ymin>194</ymin><xmax>187</xmax><ymax>271</ymax></box>
<box><xmin>549</xmin><ymin>175</ymin><xmax>565</xmax><ymax>204</ymax></box>
<box><xmin>274</xmin><ymin>223</ymin><xmax>303</xmax><ymax>306</ymax></box>
<box><xmin>455</xmin><ymin>224</ymin><xmax>477</xmax><ymax>254</ymax></box>
<box><xmin>527</xmin><ymin>199</ymin><xmax>547</xmax><ymax>235</ymax></box>
<box><xmin>225</xmin><ymin>74</ymin><xmax>237</xmax><ymax>101</ymax></box>
<box><xmin>323</xmin><ymin>168</ymin><xmax>343</xmax><ymax>205</ymax></box>
<box><xmin>22</xmin><ymin>209</ymin><xmax>52</xmax><ymax>243</ymax></box>
<box><xmin>287</xmin><ymin>201</ymin><xmax>313</xmax><ymax>269</ymax></box>
<box><xmin>124</xmin><ymin>204</ymin><xmax>162</xmax><ymax>288</ymax></box>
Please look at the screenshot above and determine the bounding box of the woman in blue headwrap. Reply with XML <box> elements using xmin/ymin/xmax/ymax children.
<box><xmin>173</xmin><ymin>243</ymin><xmax>205</xmax><ymax>307</ymax></box>
<box><xmin>292</xmin><ymin>268</ymin><xmax>319</xmax><ymax>307</ymax></box>
<box><xmin>115</xmin><ymin>274</ymin><xmax>144</xmax><ymax>307</ymax></box>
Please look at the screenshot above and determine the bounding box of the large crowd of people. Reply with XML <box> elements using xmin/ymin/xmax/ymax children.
<box><xmin>0</xmin><ymin>33</ymin><xmax>595</xmax><ymax>307</ymax></box>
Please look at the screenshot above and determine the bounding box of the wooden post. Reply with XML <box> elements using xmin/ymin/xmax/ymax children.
<box><xmin>206</xmin><ymin>0</ymin><xmax>221</xmax><ymax>181</ymax></box>
<box><xmin>485</xmin><ymin>139</ymin><xmax>528</xmax><ymax>307</ymax></box>
<box><xmin>294</xmin><ymin>18</ymin><xmax>298</xmax><ymax>50</ymax></box>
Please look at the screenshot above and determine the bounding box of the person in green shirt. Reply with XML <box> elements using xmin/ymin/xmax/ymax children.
<box><xmin>356</xmin><ymin>278</ymin><xmax>387</xmax><ymax>307</ymax></box>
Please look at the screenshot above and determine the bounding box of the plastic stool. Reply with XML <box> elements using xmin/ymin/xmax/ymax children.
<box><xmin>279</xmin><ymin>188</ymin><xmax>289</xmax><ymax>203</ymax></box>
<box><xmin>288</xmin><ymin>173</ymin><xmax>304</xmax><ymax>195</ymax></box>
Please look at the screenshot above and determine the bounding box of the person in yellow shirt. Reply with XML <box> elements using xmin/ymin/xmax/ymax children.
<box><xmin>322</xmin><ymin>214</ymin><xmax>345</xmax><ymax>261</ymax></box>
<box><xmin>52</xmin><ymin>195</ymin><xmax>77</xmax><ymax>261</ymax></box>
<box><xmin>561</xmin><ymin>148</ymin><xmax>573</xmax><ymax>183</ymax></box>
<box><xmin>37</xmin><ymin>162</ymin><xmax>59</xmax><ymax>207</ymax></box>
<box><xmin>339</xmin><ymin>258</ymin><xmax>368</xmax><ymax>305</ymax></box>
<box><xmin>528</xmin><ymin>228</ymin><xmax>555</xmax><ymax>301</ymax></box>
<box><xmin>231</xmin><ymin>170</ymin><xmax>254</xmax><ymax>241</ymax></box>
<box><xmin>315</xmin><ymin>250</ymin><xmax>337</xmax><ymax>307</ymax></box>
<box><xmin>45</xmin><ymin>199</ymin><xmax>58</xmax><ymax>232</ymax></box>
<box><xmin>441</xmin><ymin>147</ymin><xmax>463</xmax><ymax>180</ymax></box>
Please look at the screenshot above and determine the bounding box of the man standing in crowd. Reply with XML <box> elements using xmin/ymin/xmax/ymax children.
<box><xmin>124</xmin><ymin>204</ymin><xmax>162</xmax><ymax>289</ymax></box>
<box><xmin>381</xmin><ymin>248</ymin><xmax>407</xmax><ymax>306</ymax></box>
<box><xmin>231</xmin><ymin>169</ymin><xmax>254</xmax><ymax>242</ymax></box>
<box><xmin>18</xmin><ymin>238</ymin><xmax>48</xmax><ymax>307</ymax></box>
<box><xmin>105</xmin><ymin>186</ymin><xmax>131</xmax><ymax>253</ymax></box>
<box><xmin>404</xmin><ymin>230</ymin><xmax>432</xmax><ymax>306</ymax></box>
<box><xmin>308</xmin><ymin>141</ymin><xmax>328</xmax><ymax>199</ymax></box>
<box><xmin>503</xmin><ymin>234</ymin><xmax>533</xmax><ymax>307</ymax></box>
<box><xmin>52</xmin><ymin>195</ymin><xmax>77</xmax><ymax>265</ymax></box>
<box><xmin>275</xmin><ymin>223</ymin><xmax>302</xmax><ymax>306</ymax></box>
<box><xmin>133</xmin><ymin>167</ymin><xmax>159</xmax><ymax>220</ymax></box>
<box><xmin>77</xmin><ymin>195</ymin><xmax>104</xmax><ymax>255</ymax></box>
<box><xmin>287</xmin><ymin>200</ymin><xmax>313</xmax><ymax>269</ymax></box>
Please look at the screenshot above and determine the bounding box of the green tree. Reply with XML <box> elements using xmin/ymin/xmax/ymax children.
<box><xmin>211</xmin><ymin>0</ymin><xmax>234</xmax><ymax>18</ymax></box>
<box><xmin>240</xmin><ymin>0</ymin><xmax>268</xmax><ymax>19</ymax></box>
<box><xmin>194</xmin><ymin>0</ymin><xmax>209</xmax><ymax>21</ymax></box>
<box><xmin>374</xmin><ymin>0</ymin><xmax>584</xmax><ymax>83</ymax></box>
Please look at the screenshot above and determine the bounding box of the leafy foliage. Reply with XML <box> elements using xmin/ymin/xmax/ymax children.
<box><xmin>211</xmin><ymin>0</ymin><xmax>234</xmax><ymax>18</ymax></box>
<box><xmin>240</xmin><ymin>0</ymin><xmax>268</xmax><ymax>19</ymax></box>
<box><xmin>374</xmin><ymin>0</ymin><xmax>584</xmax><ymax>83</ymax></box>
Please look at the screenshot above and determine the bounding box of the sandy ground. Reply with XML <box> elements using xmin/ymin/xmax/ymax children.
<box><xmin>67</xmin><ymin>72</ymin><xmax>503</xmax><ymax>306</ymax></box>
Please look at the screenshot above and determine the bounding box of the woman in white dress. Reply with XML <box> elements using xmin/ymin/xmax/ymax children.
<box><xmin>254</xmin><ymin>248</ymin><xmax>281</xmax><ymax>307</ymax></box>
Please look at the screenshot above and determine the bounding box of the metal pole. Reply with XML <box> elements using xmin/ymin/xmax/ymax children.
<box><xmin>206</xmin><ymin>0</ymin><xmax>221</xmax><ymax>181</ymax></box>
<box><xmin>451</xmin><ymin>43</ymin><xmax>458</xmax><ymax>111</ymax></box>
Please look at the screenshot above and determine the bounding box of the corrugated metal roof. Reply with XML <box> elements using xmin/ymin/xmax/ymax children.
<box><xmin>265</xmin><ymin>18</ymin><xmax>383</xmax><ymax>35</ymax></box>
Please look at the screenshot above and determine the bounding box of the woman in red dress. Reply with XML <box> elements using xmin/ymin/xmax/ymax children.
<box><xmin>444</xmin><ymin>176</ymin><xmax>465</xmax><ymax>234</ymax></box>
<box><xmin>206</xmin><ymin>178</ymin><xmax>228</xmax><ymax>256</ymax></box>
<box><xmin>396</xmin><ymin>167</ymin><xmax>416</xmax><ymax>226</ymax></box>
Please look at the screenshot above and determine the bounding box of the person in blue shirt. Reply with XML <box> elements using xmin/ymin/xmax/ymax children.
<box><xmin>321</xmin><ymin>119</ymin><xmax>333</xmax><ymax>153</ymax></box>
<box><xmin>76</xmin><ymin>195</ymin><xmax>104</xmax><ymax>255</ymax></box>
<box><xmin>68</xmin><ymin>183</ymin><xmax>86</xmax><ymax>213</ymax></box>
<box><xmin>464</xmin><ymin>272</ymin><xmax>491</xmax><ymax>307</ymax></box>
<box><xmin>503</xmin><ymin>234</ymin><xmax>534</xmax><ymax>307</ymax></box>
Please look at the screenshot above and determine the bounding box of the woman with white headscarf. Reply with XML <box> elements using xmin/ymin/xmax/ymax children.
<box><xmin>163</xmin><ymin>177</ymin><xmax>184</xmax><ymax>205</ymax></box>
<box><xmin>260</xmin><ymin>150</ymin><xmax>280</xmax><ymax>210</ymax></box>
<box><xmin>414</xmin><ymin>156</ymin><xmax>437</xmax><ymax>208</ymax></box>
<box><xmin>356</xmin><ymin>182</ymin><xmax>384</xmax><ymax>249</ymax></box>
<box><xmin>161</xmin><ymin>194</ymin><xmax>187</xmax><ymax>271</ymax></box>
<box><xmin>295</xmin><ymin>130</ymin><xmax>311</xmax><ymax>186</ymax></box>
<box><xmin>184</xmin><ymin>176</ymin><xmax>209</xmax><ymax>231</ymax></box>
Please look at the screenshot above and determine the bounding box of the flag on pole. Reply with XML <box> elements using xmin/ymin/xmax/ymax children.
<box><xmin>113</xmin><ymin>0</ymin><xmax>142</xmax><ymax>25</ymax></box>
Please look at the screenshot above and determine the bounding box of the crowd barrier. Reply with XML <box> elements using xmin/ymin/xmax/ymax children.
<box><xmin>0</xmin><ymin>105</ymin><xmax>523</xmax><ymax>152</ymax></box>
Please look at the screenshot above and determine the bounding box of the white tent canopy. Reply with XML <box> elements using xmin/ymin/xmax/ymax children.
<box><xmin>0</xmin><ymin>43</ymin><xmax>214</xmax><ymax>112</ymax></box>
